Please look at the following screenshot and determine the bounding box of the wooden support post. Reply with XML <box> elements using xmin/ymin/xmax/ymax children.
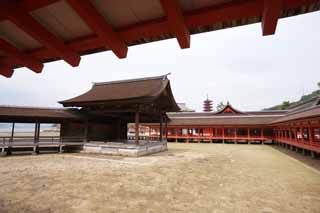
<box><xmin>159</xmin><ymin>113</ymin><xmax>163</xmax><ymax>142</ymax></box>
<box><xmin>33</xmin><ymin>123</ymin><xmax>39</xmax><ymax>154</ymax></box>
<box><xmin>165</xmin><ymin>118</ymin><xmax>168</xmax><ymax>142</ymax></box>
<box><xmin>300</xmin><ymin>127</ymin><xmax>304</xmax><ymax>144</ymax></box>
<box><xmin>59</xmin><ymin>137</ymin><xmax>63</xmax><ymax>153</ymax></box>
<box><xmin>247</xmin><ymin>128</ymin><xmax>251</xmax><ymax>144</ymax></box>
<box><xmin>84</xmin><ymin>120</ymin><xmax>89</xmax><ymax>142</ymax></box>
<box><xmin>222</xmin><ymin>128</ymin><xmax>225</xmax><ymax>144</ymax></box>
<box><xmin>294</xmin><ymin>128</ymin><xmax>298</xmax><ymax>144</ymax></box>
<box><xmin>302</xmin><ymin>149</ymin><xmax>307</xmax><ymax>155</ymax></box>
<box><xmin>234</xmin><ymin>128</ymin><xmax>237</xmax><ymax>144</ymax></box>
<box><xmin>135</xmin><ymin>108</ymin><xmax>140</xmax><ymax>145</ymax></box>
<box><xmin>308</xmin><ymin>127</ymin><xmax>313</xmax><ymax>146</ymax></box>
<box><xmin>7</xmin><ymin>122</ymin><xmax>15</xmax><ymax>155</ymax></box>
<box><xmin>175</xmin><ymin>128</ymin><xmax>178</xmax><ymax>143</ymax></box>
<box><xmin>1</xmin><ymin>137</ymin><xmax>4</xmax><ymax>155</ymax></box>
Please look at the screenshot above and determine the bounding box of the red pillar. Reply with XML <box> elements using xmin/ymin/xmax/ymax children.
<box><xmin>300</xmin><ymin>127</ymin><xmax>305</xmax><ymax>144</ymax></box>
<box><xmin>222</xmin><ymin>128</ymin><xmax>225</xmax><ymax>143</ymax></box>
<box><xmin>294</xmin><ymin>128</ymin><xmax>298</xmax><ymax>144</ymax></box>
<box><xmin>308</xmin><ymin>127</ymin><xmax>313</xmax><ymax>146</ymax></box>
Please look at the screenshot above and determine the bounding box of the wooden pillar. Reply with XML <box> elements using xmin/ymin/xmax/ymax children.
<box><xmin>165</xmin><ymin>118</ymin><xmax>168</xmax><ymax>141</ymax></box>
<box><xmin>159</xmin><ymin>112</ymin><xmax>164</xmax><ymax>142</ymax></box>
<box><xmin>234</xmin><ymin>128</ymin><xmax>237</xmax><ymax>144</ymax></box>
<box><xmin>83</xmin><ymin>120</ymin><xmax>89</xmax><ymax>142</ymax></box>
<box><xmin>33</xmin><ymin>123</ymin><xmax>39</xmax><ymax>154</ymax></box>
<box><xmin>222</xmin><ymin>128</ymin><xmax>225</xmax><ymax>144</ymax></box>
<box><xmin>7</xmin><ymin>122</ymin><xmax>15</xmax><ymax>155</ymax></box>
<box><xmin>135</xmin><ymin>109</ymin><xmax>140</xmax><ymax>145</ymax></box>
<box><xmin>300</xmin><ymin>127</ymin><xmax>305</xmax><ymax>144</ymax></box>
<box><xmin>59</xmin><ymin>136</ymin><xmax>63</xmax><ymax>153</ymax></box>
<box><xmin>294</xmin><ymin>128</ymin><xmax>298</xmax><ymax>144</ymax></box>
<box><xmin>10</xmin><ymin>122</ymin><xmax>15</xmax><ymax>141</ymax></box>
<box><xmin>247</xmin><ymin>127</ymin><xmax>251</xmax><ymax>144</ymax></box>
<box><xmin>308</xmin><ymin>127</ymin><xmax>313</xmax><ymax>146</ymax></box>
<box><xmin>175</xmin><ymin>128</ymin><xmax>178</xmax><ymax>143</ymax></box>
<box><xmin>261</xmin><ymin>128</ymin><xmax>265</xmax><ymax>144</ymax></box>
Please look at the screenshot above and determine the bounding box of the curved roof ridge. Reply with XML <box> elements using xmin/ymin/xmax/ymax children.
<box><xmin>93</xmin><ymin>73</ymin><xmax>170</xmax><ymax>86</ymax></box>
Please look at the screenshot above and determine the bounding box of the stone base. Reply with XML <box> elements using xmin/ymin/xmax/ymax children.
<box><xmin>82</xmin><ymin>140</ymin><xmax>167</xmax><ymax>157</ymax></box>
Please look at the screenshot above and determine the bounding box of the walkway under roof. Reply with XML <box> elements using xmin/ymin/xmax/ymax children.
<box><xmin>0</xmin><ymin>0</ymin><xmax>319</xmax><ymax>77</ymax></box>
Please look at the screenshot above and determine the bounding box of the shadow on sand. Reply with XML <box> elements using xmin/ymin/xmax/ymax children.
<box><xmin>270</xmin><ymin>144</ymin><xmax>320</xmax><ymax>173</ymax></box>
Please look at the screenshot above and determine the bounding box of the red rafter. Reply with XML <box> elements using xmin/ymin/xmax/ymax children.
<box><xmin>66</xmin><ymin>0</ymin><xmax>128</xmax><ymax>58</ymax></box>
<box><xmin>0</xmin><ymin>65</ymin><xmax>14</xmax><ymax>78</ymax></box>
<box><xmin>0</xmin><ymin>2</ymin><xmax>81</xmax><ymax>67</ymax></box>
<box><xmin>160</xmin><ymin>0</ymin><xmax>190</xmax><ymax>49</ymax></box>
<box><xmin>262</xmin><ymin>0</ymin><xmax>283</xmax><ymax>36</ymax></box>
<box><xmin>0</xmin><ymin>38</ymin><xmax>43</xmax><ymax>73</ymax></box>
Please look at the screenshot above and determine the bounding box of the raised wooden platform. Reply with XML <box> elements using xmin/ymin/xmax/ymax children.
<box><xmin>1</xmin><ymin>136</ymin><xmax>84</xmax><ymax>155</ymax></box>
<box><xmin>82</xmin><ymin>140</ymin><xmax>168</xmax><ymax>157</ymax></box>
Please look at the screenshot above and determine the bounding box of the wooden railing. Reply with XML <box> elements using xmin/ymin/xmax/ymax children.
<box><xmin>0</xmin><ymin>136</ymin><xmax>84</xmax><ymax>147</ymax></box>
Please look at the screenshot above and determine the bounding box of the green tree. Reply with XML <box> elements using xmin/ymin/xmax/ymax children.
<box><xmin>216</xmin><ymin>102</ymin><xmax>225</xmax><ymax>111</ymax></box>
<box><xmin>281</xmin><ymin>101</ymin><xmax>290</xmax><ymax>109</ymax></box>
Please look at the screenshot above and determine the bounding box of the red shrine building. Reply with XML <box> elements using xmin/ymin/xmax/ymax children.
<box><xmin>148</xmin><ymin>96</ymin><xmax>320</xmax><ymax>156</ymax></box>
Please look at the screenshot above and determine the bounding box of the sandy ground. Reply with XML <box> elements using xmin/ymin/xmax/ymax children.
<box><xmin>0</xmin><ymin>143</ymin><xmax>319</xmax><ymax>213</ymax></box>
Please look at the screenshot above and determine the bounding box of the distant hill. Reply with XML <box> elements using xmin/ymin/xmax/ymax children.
<box><xmin>267</xmin><ymin>89</ymin><xmax>320</xmax><ymax>110</ymax></box>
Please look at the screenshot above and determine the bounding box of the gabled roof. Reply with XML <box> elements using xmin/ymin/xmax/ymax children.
<box><xmin>59</xmin><ymin>74</ymin><xmax>180</xmax><ymax>112</ymax></box>
<box><xmin>216</xmin><ymin>102</ymin><xmax>244</xmax><ymax>115</ymax></box>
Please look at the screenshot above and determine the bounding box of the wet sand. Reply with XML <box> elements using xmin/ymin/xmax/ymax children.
<box><xmin>0</xmin><ymin>143</ymin><xmax>319</xmax><ymax>213</ymax></box>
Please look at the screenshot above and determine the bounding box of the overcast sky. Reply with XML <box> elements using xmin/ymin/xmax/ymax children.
<box><xmin>1</xmin><ymin>12</ymin><xmax>320</xmax><ymax>112</ymax></box>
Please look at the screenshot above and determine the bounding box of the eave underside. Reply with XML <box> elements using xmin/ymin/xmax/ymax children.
<box><xmin>0</xmin><ymin>0</ymin><xmax>319</xmax><ymax>77</ymax></box>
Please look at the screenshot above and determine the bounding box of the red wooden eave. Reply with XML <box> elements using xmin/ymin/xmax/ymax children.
<box><xmin>0</xmin><ymin>0</ymin><xmax>319</xmax><ymax>77</ymax></box>
<box><xmin>0</xmin><ymin>65</ymin><xmax>14</xmax><ymax>78</ymax></box>
<box><xmin>0</xmin><ymin>1</ymin><xmax>81</xmax><ymax>67</ymax></box>
<box><xmin>160</xmin><ymin>0</ymin><xmax>190</xmax><ymax>49</ymax></box>
<box><xmin>66</xmin><ymin>0</ymin><xmax>128</xmax><ymax>59</ymax></box>
<box><xmin>0</xmin><ymin>38</ymin><xmax>43</xmax><ymax>73</ymax></box>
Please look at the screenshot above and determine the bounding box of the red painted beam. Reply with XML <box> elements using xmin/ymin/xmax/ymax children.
<box><xmin>66</xmin><ymin>0</ymin><xmax>128</xmax><ymax>59</ymax></box>
<box><xmin>0</xmin><ymin>65</ymin><xmax>14</xmax><ymax>78</ymax></box>
<box><xmin>262</xmin><ymin>0</ymin><xmax>283</xmax><ymax>36</ymax></box>
<box><xmin>0</xmin><ymin>38</ymin><xmax>43</xmax><ymax>73</ymax></box>
<box><xmin>0</xmin><ymin>2</ymin><xmax>81</xmax><ymax>67</ymax></box>
<box><xmin>160</xmin><ymin>0</ymin><xmax>190</xmax><ymax>49</ymax></box>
